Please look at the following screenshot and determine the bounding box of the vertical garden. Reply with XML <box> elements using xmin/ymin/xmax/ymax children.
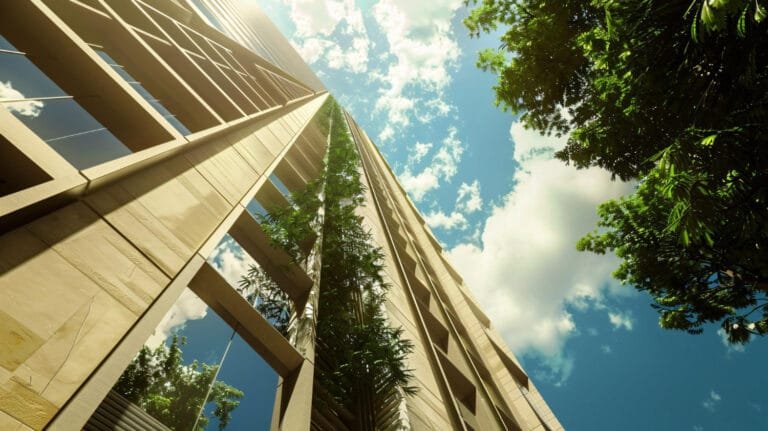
<box><xmin>246</xmin><ymin>98</ymin><xmax>416</xmax><ymax>430</ymax></box>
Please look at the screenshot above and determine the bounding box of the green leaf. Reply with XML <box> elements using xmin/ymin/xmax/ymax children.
<box><xmin>756</xmin><ymin>1</ymin><xmax>767</xmax><ymax>22</ymax></box>
<box><xmin>681</xmin><ymin>228</ymin><xmax>690</xmax><ymax>246</ymax></box>
<box><xmin>738</xmin><ymin>5</ymin><xmax>748</xmax><ymax>37</ymax></box>
<box><xmin>691</xmin><ymin>13</ymin><xmax>700</xmax><ymax>41</ymax></box>
<box><xmin>700</xmin><ymin>134</ymin><xmax>717</xmax><ymax>147</ymax></box>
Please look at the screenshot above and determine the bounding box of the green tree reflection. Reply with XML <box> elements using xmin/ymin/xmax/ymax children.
<box><xmin>114</xmin><ymin>335</ymin><xmax>243</xmax><ymax>430</ymax></box>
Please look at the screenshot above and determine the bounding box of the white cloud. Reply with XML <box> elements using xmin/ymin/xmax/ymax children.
<box><xmin>702</xmin><ymin>390</ymin><xmax>722</xmax><ymax>412</ymax></box>
<box><xmin>510</xmin><ymin>119</ymin><xmax>569</xmax><ymax>163</ymax></box>
<box><xmin>399</xmin><ymin>167</ymin><xmax>439</xmax><ymax>201</ymax></box>
<box><xmin>285</xmin><ymin>0</ymin><xmax>361</xmax><ymax>37</ymax></box>
<box><xmin>399</xmin><ymin>127</ymin><xmax>464</xmax><ymax>201</ymax></box>
<box><xmin>294</xmin><ymin>38</ymin><xmax>334</xmax><ymax>64</ymax></box>
<box><xmin>424</xmin><ymin>210</ymin><xmax>467</xmax><ymax>231</ymax></box>
<box><xmin>608</xmin><ymin>311</ymin><xmax>634</xmax><ymax>331</ymax></box>
<box><xmin>693</xmin><ymin>426</ymin><xmax>704</xmax><ymax>431</ymax></box>
<box><xmin>431</xmin><ymin>126</ymin><xmax>463</xmax><ymax>180</ymax></box>
<box><xmin>456</xmin><ymin>180</ymin><xmax>482</xmax><ymax>213</ymax></box>
<box><xmin>371</xmin><ymin>0</ymin><xmax>462</xmax><ymax>132</ymax></box>
<box><xmin>716</xmin><ymin>328</ymin><xmax>746</xmax><ymax>354</ymax></box>
<box><xmin>209</xmin><ymin>236</ymin><xmax>257</xmax><ymax>288</ymax></box>
<box><xmin>145</xmin><ymin>288</ymin><xmax>209</xmax><ymax>348</ymax></box>
<box><xmin>325</xmin><ymin>36</ymin><xmax>370</xmax><ymax>73</ymax></box>
<box><xmin>0</xmin><ymin>80</ymin><xmax>44</xmax><ymax>117</ymax></box>
<box><xmin>600</xmin><ymin>344</ymin><xmax>612</xmax><ymax>354</ymax></box>
<box><xmin>409</xmin><ymin>141</ymin><xmax>433</xmax><ymax>164</ymax></box>
<box><xmin>284</xmin><ymin>0</ymin><xmax>371</xmax><ymax>73</ymax></box>
<box><xmin>530</xmin><ymin>350</ymin><xmax>574</xmax><ymax>387</ymax></box>
<box><xmin>445</xmin><ymin>118</ymin><xmax>634</xmax><ymax>383</ymax></box>
<box><xmin>378</xmin><ymin>124</ymin><xmax>395</xmax><ymax>142</ymax></box>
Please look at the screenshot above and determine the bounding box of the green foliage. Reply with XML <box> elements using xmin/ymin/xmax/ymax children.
<box><xmin>113</xmin><ymin>336</ymin><xmax>243</xmax><ymax>430</ymax></box>
<box><xmin>257</xmin><ymin>98</ymin><xmax>335</xmax><ymax>263</ymax></box>
<box><xmin>258</xmin><ymin>98</ymin><xmax>415</xmax><ymax>428</ymax></box>
<box><xmin>238</xmin><ymin>265</ymin><xmax>293</xmax><ymax>337</ymax></box>
<box><xmin>316</xmin><ymin>102</ymin><xmax>416</xmax><ymax>429</ymax></box>
<box><xmin>258</xmin><ymin>178</ymin><xmax>324</xmax><ymax>263</ymax></box>
<box><xmin>466</xmin><ymin>0</ymin><xmax>768</xmax><ymax>343</ymax></box>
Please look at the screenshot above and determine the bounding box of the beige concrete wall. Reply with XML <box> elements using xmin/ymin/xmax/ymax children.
<box><xmin>349</xmin><ymin>115</ymin><xmax>564</xmax><ymax>431</ymax></box>
<box><xmin>0</xmin><ymin>95</ymin><xmax>327</xmax><ymax>430</ymax></box>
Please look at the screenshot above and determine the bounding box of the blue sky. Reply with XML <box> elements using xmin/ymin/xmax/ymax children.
<box><xmin>253</xmin><ymin>1</ymin><xmax>768</xmax><ymax>430</ymax></box>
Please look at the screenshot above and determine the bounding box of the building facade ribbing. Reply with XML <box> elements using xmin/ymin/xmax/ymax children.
<box><xmin>0</xmin><ymin>1</ymin><xmax>562</xmax><ymax>430</ymax></box>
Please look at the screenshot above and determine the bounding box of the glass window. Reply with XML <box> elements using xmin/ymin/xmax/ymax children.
<box><xmin>0</xmin><ymin>50</ymin><xmax>66</xmax><ymax>97</ymax></box>
<box><xmin>246</xmin><ymin>198</ymin><xmax>269</xmax><ymax>219</ymax></box>
<box><xmin>269</xmin><ymin>173</ymin><xmax>291</xmax><ymax>198</ymax></box>
<box><xmin>92</xmin><ymin>48</ymin><xmax>191</xmax><ymax>136</ymax></box>
<box><xmin>209</xmin><ymin>234</ymin><xmax>293</xmax><ymax>339</ymax></box>
<box><xmin>191</xmin><ymin>0</ymin><xmax>225</xmax><ymax>33</ymax></box>
<box><xmin>87</xmin><ymin>288</ymin><xmax>278</xmax><ymax>430</ymax></box>
<box><xmin>0</xmin><ymin>35</ymin><xmax>17</xmax><ymax>52</ymax></box>
<box><xmin>0</xmin><ymin>41</ymin><xmax>131</xmax><ymax>169</ymax></box>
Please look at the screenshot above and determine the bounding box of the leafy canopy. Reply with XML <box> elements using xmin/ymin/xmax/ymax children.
<box><xmin>465</xmin><ymin>0</ymin><xmax>768</xmax><ymax>343</ymax></box>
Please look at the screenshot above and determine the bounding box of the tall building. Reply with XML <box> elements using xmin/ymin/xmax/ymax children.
<box><xmin>0</xmin><ymin>1</ymin><xmax>562</xmax><ymax>430</ymax></box>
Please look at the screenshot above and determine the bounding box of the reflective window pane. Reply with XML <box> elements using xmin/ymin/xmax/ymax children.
<box><xmin>191</xmin><ymin>0</ymin><xmax>225</xmax><ymax>33</ymax></box>
<box><xmin>269</xmin><ymin>173</ymin><xmax>291</xmax><ymax>198</ymax></box>
<box><xmin>0</xmin><ymin>52</ymin><xmax>67</xmax><ymax>98</ymax></box>
<box><xmin>4</xmin><ymin>98</ymin><xmax>130</xmax><ymax>169</ymax></box>
<box><xmin>93</xmin><ymin>48</ymin><xmax>191</xmax><ymax>135</ymax></box>
<box><xmin>0</xmin><ymin>35</ymin><xmax>17</xmax><ymax>51</ymax></box>
<box><xmin>246</xmin><ymin>198</ymin><xmax>268</xmax><ymax>219</ymax></box>
<box><xmin>0</xmin><ymin>51</ymin><xmax>131</xmax><ymax>169</ymax></box>
<box><xmin>88</xmin><ymin>288</ymin><xmax>277</xmax><ymax>430</ymax></box>
<box><xmin>209</xmin><ymin>234</ymin><xmax>293</xmax><ymax>339</ymax></box>
<box><xmin>205</xmin><ymin>336</ymin><xmax>278</xmax><ymax>430</ymax></box>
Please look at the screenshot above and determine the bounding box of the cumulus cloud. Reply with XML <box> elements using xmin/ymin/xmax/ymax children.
<box><xmin>294</xmin><ymin>38</ymin><xmax>334</xmax><ymax>64</ymax></box>
<box><xmin>424</xmin><ymin>210</ymin><xmax>467</xmax><ymax>231</ymax></box>
<box><xmin>145</xmin><ymin>288</ymin><xmax>209</xmax><ymax>348</ymax></box>
<box><xmin>446</xmin><ymin>118</ymin><xmax>634</xmax><ymax>383</ymax></box>
<box><xmin>399</xmin><ymin>167</ymin><xmax>439</xmax><ymax>201</ymax></box>
<box><xmin>431</xmin><ymin>127</ymin><xmax>463</xmax><ymax>179</ymax></box>
<box><xmin>509</xmin><ymin>120</ymin><xmax>568</xmax><ymax>163</ymax></box>
<box><xmin>209</xmin><ymin>235</ymin><xmax>257</xmax><ymax>288</ymax></box>
<box><xmin>409</xmin><ymin>141</ymin><xmax>433</xmax><ymax>164</ymax></box>
<box><xmin>0</xmin><ymin>80</ymin><xmax>44</xmax><ymax>118</ymax></box>
<box><xmin>378</xmin><ymin>124</ymin><xmax>394</xmax><ymax>143</ymax></box>
<box><xmin>285</xmin><ymin>0</ymin><xmax>371</xmax><ymax>73</ymax></box>
<box><xmin>456</xmin><ymin>180</ymin><xmax>482</xmax><ymax>213</ymax></box>
<box><xmin>608</xmin><ymin>311</ymin><xmax>635</xmax><ymax>331</ymax></box>
<box><xmin>702</xmin><ymin>390</ymin><xmax>722</xmax><ymax>412</ymax></box>
<box><xmin>371</xmin><ymin>0</ymin><xmax>462</xmax><ymax>132</ymax></box>
<box><xmin>399</xmin><ymin>127</ymin><xmax>463</xmax><ymax>201</ymax></box>
<box><xmin>600</xmin><ymin>344</ymin><xmax>612</xmax><ymax>354</ymax></box>
<box><xmin>325</xmin><ymin>36</ymin><xmax>370</xmax><ymax>73</ymax></box>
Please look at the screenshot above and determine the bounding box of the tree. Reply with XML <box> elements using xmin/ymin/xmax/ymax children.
<box><xmin>465</xmin><ymin>0</ymin><xmax>768</xmax><ymax>343</ymax></box>
<box><xmin>113</xmin><ymin>335</ymin><xmax>243</xmax><ymax>430</ymax></box>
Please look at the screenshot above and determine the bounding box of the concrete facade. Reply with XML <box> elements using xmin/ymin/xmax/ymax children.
<box><xmin>0</xmin><ymin>1</ymin><xmax>562</xmax><ymax>430</ymax></box>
